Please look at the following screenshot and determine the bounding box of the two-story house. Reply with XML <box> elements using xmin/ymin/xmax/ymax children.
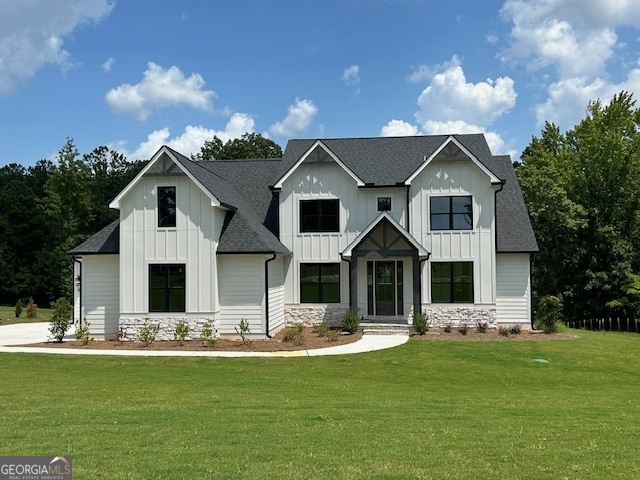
<box><xmin>69</xmin><ymin>134</ymin><xmax>538</xmax><ymax>340</ymax></box>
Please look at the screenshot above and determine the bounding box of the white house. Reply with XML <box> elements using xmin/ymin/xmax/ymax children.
<box><xmin>69</xmin><ymin>134</ymin><xmax>538</xmax><ymax>340</ymax></box>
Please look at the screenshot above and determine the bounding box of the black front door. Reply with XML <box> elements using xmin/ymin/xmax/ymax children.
<box><xmin>375</xmin><ymin>261</ymin><xmax>395</xmax><ymax>315</ymax></box>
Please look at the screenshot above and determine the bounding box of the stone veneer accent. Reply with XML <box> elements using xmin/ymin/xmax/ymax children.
<box><xmin>285</xmin><ymin>306</ymin><xmax>364</xmax><ymax>326</ymax></box>
<box><xmin>118</xmin><ymin>315</ymin><xmax>220</xmax><ymax>342</ymax></box>
<box><xmin>421</xmin><ymin>306</ymin><xmax>497</xmax><ymax>327</ymax></box>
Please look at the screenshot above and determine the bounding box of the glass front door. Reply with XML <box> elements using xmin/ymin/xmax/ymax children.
<box><xmin>367</xmin><ymin>261</ymin><xmax>404</xmax><ymax>316</ymax></box>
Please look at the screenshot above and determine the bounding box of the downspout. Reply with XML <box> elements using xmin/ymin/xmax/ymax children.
<box><xmin>264</xmin><ymin>253</ymin><xmax>277</xmax><ymax>338</ymax></box>
<box><xmin>530</xmin><ymin>254</ymin><xmax>535</xmax><ymax>330</ymax></box>
<box><xmin>73</xmin><ymin>257</ymin><xmax>82</xmax><ymax>325</ymax></box>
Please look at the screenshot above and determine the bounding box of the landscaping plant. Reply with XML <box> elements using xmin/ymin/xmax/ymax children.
<box><xmin>26</xmin><ymin>297</ymin><xmax>38</xmax><ymax>318</ymax></box>
<box><xmin>498</xmin><ymin>326</ymin><xmax>510</xmax><ymax>337</ymax></box>
<box><xmin>14</xmin><ymin>300</ymin><xmax>22</xmax><ymax>318</ymax></box>
<box><xmin>138</xmin><ymin>320</ymin><xmax>160</xmax><ymax>347</ymax></box>
<box><xmin>536</xmin><ymin>295</ymin><xmax>563</xmax><ymax>333</ymax></box>
<box><xmin>458</xmin><ymin>323</ymin><xmax>468</xmax><ymax>335</ymax></box>
<box><xmin>235</xmin><ymin>318</ymin><xmax>251</xmax><ymax>345</ymax></box>
<box><xmin>75</xmin><ymin>318</ymin><xmax>93</xmax><ymax>345</ymax></box>
<box><xmin>48</xmin><ymin>298</ymin><xmax>71</xmax><ymax>342</ymax></box>
<box><xmin>283</xmin><ymin>324</ymin><xmax>305</xmax><ymax>345</ymax></box>
<box><xmin>312</xmin><ymin>322</ymin><xmax>331</xmax><ymax>336</ymax></box>
<box><xmin>200</xmin><ymin>321</ymin><xmax>216</xmax><ymax>347</ymax></box>
<box><xmin>342</xmin><ymin>308</ymin><xmax>359</xmax><ymax>334</ymax></box>
<box><xmin>476</xmin><ymin>321</ymin><xmax>488</xmax><ymax>333</ymax></box>
<box><xmin>174</xmin><ymin>321</ymin><xmax>190</xmax><ymax>346</ymax></box>
<box><xmin>412</xmin><ymin>312</ymin><xmax>430</xmax><ymax>335</ymax></box>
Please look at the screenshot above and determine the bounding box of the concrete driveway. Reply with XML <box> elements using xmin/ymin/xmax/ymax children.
<box><xmin>0</xmin><ymin>322</ymin><xmax>50</xmax><ymax>346</ymax></box>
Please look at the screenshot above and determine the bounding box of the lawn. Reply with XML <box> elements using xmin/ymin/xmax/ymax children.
<box><xmin>1</xmin><ymin>330</ymin><xmax>639</xmax><ymax>479</ymax></box>
<box><xmin>0</xmin><ymin>304</ymin><xmax>53</xmax><ymax>325</ymax></box>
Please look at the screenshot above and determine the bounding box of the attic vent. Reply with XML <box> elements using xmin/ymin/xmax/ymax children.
<box><xmin>304</xmin><ymin>145</ymin><xmax>334</xmax><ymax>164</ymax></box>
<box><xmin>434</xmin><ymin>141</ymin><xmax>467</xmax><ymax>161</ymax></box>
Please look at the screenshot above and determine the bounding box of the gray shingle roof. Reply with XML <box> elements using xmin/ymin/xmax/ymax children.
<box><xmin>68</xmin><ymin>219</ymin><xmax>119</xmax><ymax>255</ymax></box>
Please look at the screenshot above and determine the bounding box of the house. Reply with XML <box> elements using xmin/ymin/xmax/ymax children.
<box><xmin>68</xmin><ymin>134</ymin><xmax>538</xmax><ymax>340</ymax></box>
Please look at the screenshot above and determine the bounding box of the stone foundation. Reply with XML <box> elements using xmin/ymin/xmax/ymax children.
<box><xmin>421</xmin><ymin>306</ymin><xmax>497</xmax><ymax>328</ymax></box>
<box><xmin>118</xmin><ymin>315</ymin><xmax>220</xmax><ymax>342</ymax></box>
<box><xmin>285</xmin><ymin>306</ymin><xmax>364</xmax><ymax>326</ymax></box>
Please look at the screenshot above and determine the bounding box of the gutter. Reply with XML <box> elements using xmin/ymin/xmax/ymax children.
<box><xmin>264</xmin><ymin>253</ymin><xmax>277</xmax><ymax>338</ymax></box>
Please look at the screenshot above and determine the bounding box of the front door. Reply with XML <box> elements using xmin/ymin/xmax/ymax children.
<box><xmin>375</xmin><ymin>261</ymin><xmax>395</xmax><ymax>315</ymax></box>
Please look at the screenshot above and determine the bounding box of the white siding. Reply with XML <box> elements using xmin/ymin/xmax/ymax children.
<box><xmin>410</xmin><ymin>158</ymin><xmax>498</xmax><ymax>305</ymax></box>
<box><xmin>496</xmin><ymin>254</ymin><xmax>531</xmax><ymax>325</ymax></box>
<box><xmin>218</xmin><ymin>255</ymin><xmax>265</xmax><ymax>335</ymax></box>
<box><xmin>82</xmin><ymin>255</ymin><xmax>119</xmax><ymax>339</ymax></box>
<box><xmin>119</xmin><ymin>167</ymin><xmax>225</xmax><ymax>316</ymax></box>
<box><xmin>268</xmin><ymin>256</ymin><xmax>285</xmax><ymax>335</ymax></box>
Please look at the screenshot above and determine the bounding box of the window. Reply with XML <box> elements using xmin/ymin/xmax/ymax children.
<box><xmin>149</xmin><ymin>264</ymin><xmax>185</xmax><ymax>312</ymax></box>
<box><xmin>430</xmin><ymin>195</ymin><xmax>472</xmax><ymax>230</ymax></box>
<box><xmin>300</xmin><ymin>263</ymin><xmax>340</xmax><ymax>303</ymax></box>
<box><xmin>431</xmin><ymin>262</ymin><xmax>473</xmax><ymax>303</ymax></box>
<box><xmin>158</xmin><ymin>186</ymin><xmax>176</xmax><ymax>228</ymax></box>
<box><xmin>377</xmin><ymin>197</ymin><xmax>392</xmax><ymax>212</ymax></box>
<box><xmin>300</xmin><ymin>199</ymin><xmax>339</xmax><ymax>232</ymax></box>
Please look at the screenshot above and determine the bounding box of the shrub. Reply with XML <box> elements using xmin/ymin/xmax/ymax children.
<box><xmin>509</xmin><ymin>324</ymin><xmax>522</xmax><ymax>335</ymax></box>
<box><xmin>412</xmin><ymin>312</ymin><xmax>430</xmax><ymax>335</ymax></box>
<box><xmin>443</xmin><ymin>323</ymin><xmax>452</xmax><ymax>333</ymax></box>
<box><xmin>26</xmin><ymin>297</ymin><xmax>38</xmax><ymax>318</ymax></box>
<box><xmin>312</xmin><ymin>322</ymin><xmax>331</xmax><ymax>336</ymax></box>
<box><xmin>14</xmin><ymin>300</ymin><xmax>22</xmax><ymax>318</ymax></box>
<box><xmin>200</xmin><ymin>321</ymin><xmax>217</xmax><ymax>347</ymax></box>
<box><xmin>174</xmin><ymin>321</ymin><xmax>190</xmax><ymax>346</ymax></box>
<box><xmin>235</xmin><ymin>318</ymin><xmax>251</xmax><ymax>345</ymax></box>
<box><xmin>498</xmin><ymin>326</ymin><xmax>510</xmax><ymax>337</ymax></box>
<box><xmin>342</xmin><ymin>308</ymin><xmax>360</xmax><ymax>334</ymax></box>
<box><xmin>283</xmin><ymin>324</ymin><xmax>305</xmax><ymax>345</ymax></box>
<box><xmin>476</xmin><ymin>321</ymin><xmax>488</xmax><ymax>333</ymax></box>
<box><xmin>115</xmin><ymin>328</ymin><xmax>127</xmax><ymax>341</ymax></box>
<box><xmin>326</xmin><ymin>329</ymin><xmax>341</xmax><ymax>342</ymax></box>
<box><xmin>48</xmin><ymin>298</ymin><xmax>72</xmax><ymax>342</ymax></box>
<box><xmin>139</xmin><ymin>320</ymin><xmax>160</xmax><ymax>347</ymax></box>
<box><xmin>458</xmin><ymin>323</ymin><xmax>468</xmax><ymax>335</ymax></box>
<box><xmin>536</xmin><ymin>295</ymin><xmax>563</xmax><ymax>333</ymax></box>
<box><xmin>75</xmin><ymin>318</ymin><xmax>93</xmax><ymax>345</ymax></box>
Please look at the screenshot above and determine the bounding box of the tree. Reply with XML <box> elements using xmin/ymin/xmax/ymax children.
<box><xmin>192</xmin><ymin>132</ymin><xmax>282</xmax><ymax>161</ymax></box>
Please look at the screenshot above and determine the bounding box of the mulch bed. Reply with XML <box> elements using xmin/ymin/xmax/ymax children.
<box><xmin>21</xmin><ymin>327</ymin><xmax>363</xmax><ymax>352</ymax></box>
<box><xmin>410</xmin><ymin>328</ymin><xmax>575</xmax><ymax>342</ymax></box>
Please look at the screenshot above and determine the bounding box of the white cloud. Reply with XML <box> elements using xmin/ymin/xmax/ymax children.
<box><xmin>105</xmin><ymin>62</ymin><xmax>216</xmax><ymax>120</ymax></box>
<box><xmin>113</xmin><ymin>113</ymin><xmax>255</xmax><ymax>160</ymax></box>
<box><xmin>380</xmin><ymin>120</ymin><xmax>419</xmax><ymax>137</ymax></box>
<box><xmin>415</xmin><ymin>66</ymin><xmax>516</xmax><ymax>127</ymax></box>
<box><xmin>0</xmin><ymin>0</ymin><xmax>114</xmax><ymax>94</ymax></box>
<box><xmin>102</xmin><ymin>57</ymin><xmax>115</xmax><ymax>73</ymax></box>
<box><xmin>421</xmin><ymin>120</ymin><xmax>516</xmax><ymax>157</ymax></box>
<box><xmin>269</xmin><ymin>98</ymin><xmax>318</xmax><ymax>136</ymax></box>
<box><xmin>485</xmin><ymin>34</ymin><xmax>499</xmax><ymax>44</ymax></box>
<box><xmin>341</xmin><ymin>65</ymin><xmax>361</xmax><ymax>94</ymax></box>
<box><xmin>406</xmin><ymin>55</ymin><xmax>462</xmax><ymax>84</ymax></box>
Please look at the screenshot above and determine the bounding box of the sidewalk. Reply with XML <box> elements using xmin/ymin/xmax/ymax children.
<box><xmin>0</xmin><ymin>322</ymin><xmax>408</xmax><ymax>357</ymax></box>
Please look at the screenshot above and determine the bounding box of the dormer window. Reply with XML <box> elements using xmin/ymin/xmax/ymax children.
<box><xmin>430</xmin><ymin>195</ymin><xmax>472</xmax><ymax>230</ymax></box>
<box><xmin>158</xmin><ymin>186</ymin><xmax>176</xmax><ymax>228</ymax></box>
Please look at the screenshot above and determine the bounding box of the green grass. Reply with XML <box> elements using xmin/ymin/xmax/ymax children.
<box><xmin>1</xmin><ymin>330</ymin><xmax>639</xmax><ymax>479</ymax></box>
<box><xmin>0</xmin><ymin>305</ymin><xmax>53</xmax><ymax>325</ymax></box>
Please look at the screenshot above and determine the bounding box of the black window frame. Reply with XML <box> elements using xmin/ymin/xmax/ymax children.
<box><xmin>299</xmin><ymin>199</ymin><xmax>339</xmax><ymax>233</ymax></box>
<box><xmin>431</xmin><ymin>262</ymin><xmax>474</xmax><ymax>304</ymax></box>
<box><xmin>430</xmin><ymin>195</ymin><xmax>473</xmax><ymax>231</ymax></box>
<box><xmin>300</xmin><ymin>263</ymin><xmax>340</xmax><ymax>303</ymax></box>
<box><xmin>149</xmin><ymin>264</ymin><xmax>186</xmax><ymax>312</ymax></box>
<box><xmin>377</xmin><ymin>196</ymin><xmax>392</xmax><ymax>212</ymax></box>
<box><xmin>158</xmin><ymin>186</ymin><xmax>177</xmax><ymax>228</ymax></box>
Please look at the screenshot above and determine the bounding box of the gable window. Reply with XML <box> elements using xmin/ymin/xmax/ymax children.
<box><xmin>300</xmin><ymin>263</ymin><xmax>340</xmax><ymax>303</ymax></box>
<box><xmin>149</xmin><ymin>264</ymin><xmax>185</xmax><ymax>312</ymax></box>
<box><xmin>300</xmin><ymin>199</ymin><xmax>339</xmax><ymax>233</ymax></box>
<box><xmin>377</xmin><ymin>197</ymin><xmax>392</xmax><ymax>212</ymax></box>
<box><xmin>430</xmin><ymin>195</ymin><xmax>472</xmax><ymax>230</ymax></box>
<box><xmin>158</xmin><ymin>186</ymin><xmax>176</xmax><ymax>228</ymax></box>
<box><xmin>431</xmin><ymin>262</ymin><xmax>473</xmax><ymax>303</ymax></box>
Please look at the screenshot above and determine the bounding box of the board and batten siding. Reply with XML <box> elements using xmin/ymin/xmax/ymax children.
<box><xmin>268</xmin><ymin>256</ymin><xmax>286</xmax><ymax>335</ymax></box>
<box><xmin>410</xmin><ymin>158</ymin><xmax>498</xmax><ymax>305</ymax></box>
<box><xmin>279</xmin><ymin>162</ymin><xmax>407</xmax><ymax>304</ymax></box>
<box><xmin>496</xmin><ymin>254</ymin><xmax>531</xmax><ymax>325</ymax></box>
<box><xmin>82</xmin><ymin>255</ymin><xmax>119</xmax><ymax>339</ymax></box>
<box><xmin>218</xmin><ymin>255</ymin><xmax>265</xmax><ymax>335</ymax></box>
<box><xmin>119</xmin><ymin>173</ymin><xmax>225</xmax><ymax>315</ymax></box>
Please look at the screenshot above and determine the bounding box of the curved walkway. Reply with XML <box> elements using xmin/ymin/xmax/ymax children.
<box><xmin>0</xmin><ymin>322</ymin><xmax>408</xmax><ymax>357</ymax></box>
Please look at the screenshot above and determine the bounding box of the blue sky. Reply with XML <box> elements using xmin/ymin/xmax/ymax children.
<box><xmin>1</xmin><ymin>0</ymin><xmax>640</xmax><ymax>167</ymax></box>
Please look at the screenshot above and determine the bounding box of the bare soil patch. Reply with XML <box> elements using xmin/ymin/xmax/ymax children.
<box><xmin>411</xmin><ymin>328</ymin><xmax>574</xmax><ymax>342</ymax></box>
<box><xmin>21</xmin><ymin>327</ymin><xmax>363</xmax><ymax>352</ymax></box>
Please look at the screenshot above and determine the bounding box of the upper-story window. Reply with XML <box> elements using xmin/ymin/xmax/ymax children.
<box><xmin>377</xmin><ymin>197</ymin><xmax>392</xmax><ymax>212</ymax></box>
<box><xmin>300</xmin><ymin>199</ymin><xmax>339</xmax><ymax>233</ymax></box>
<box><xmin>158</xmin><ymin>186</ymin><xmax>176</xmax><ymax>228</ymax></box>
<box><xmin>430</xmin><ymin>195</ymin><xmax>472</xmax><ymax>230</ymax></box>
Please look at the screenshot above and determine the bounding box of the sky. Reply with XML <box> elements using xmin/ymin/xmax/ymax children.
<box><xmin>1</xmin><ymin>0</ymin><xmax>640</xmax><ymax>167</ymax></box>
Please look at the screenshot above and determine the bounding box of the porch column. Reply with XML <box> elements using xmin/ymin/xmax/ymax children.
<box><xmin>412</xmin><ymin>253</ymin><xmax>421</xmax><ymax>316</ymax></box>
<box><xmin>350</xmin><ymin>257</ymin><xmax>358</xmax><ymax>312</ymax></box>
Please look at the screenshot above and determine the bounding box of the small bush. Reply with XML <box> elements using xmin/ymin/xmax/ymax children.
<box><xmin>200</xmin><ymin>321</ymin><xmax>217</xmax><ymax>347</ymax></box>
<box><xmin>498</xmin><ymin>326</ymin><xmax>510</xmax><ymax>337</ymax></box>
<box><xmin>412</xmin><ymin>312</ymin><xmax>430</xmax><ymax>335</ymax></box>
<box><xmin>75</xmin><ymin>318</ymin><xmax>93</xmax><ymax>345</ymax></box>
<box><xmin>312</xmin><ymin>322</ymin><xmax>331</xmax><ymax>336</ymax></box>
<box><xmin>536</xmin><ymin>295</ymin><xmax>563</xmax><ymax>333</ymax></box>
<box><xmin>139</xmin><ymin>320</ymin><xmax>160</xmax><ymax>347</ymax></box>
<box><xmin>326</xmin><ymin>329</ymin><xmax>341</xmax><ymax>342</ymax></box>
<box><xmin>48</xmin><ymin>298</ymin><xmax>71</xmax><ymax>342</ymax></box>
<box><xmin>235</xmin><ymin>318</ymin><xmax>251</xmax><ymax>345</ymax></box>
<box><xmin>26</xmin><ymin>297</ymin><xmax>38</xmax><ymax>318</ymax></box>
<box><xmin>458</xmin><ymin>323</ymin><xmax>468</xmax><ymax>335</ymax></box>
<box><xmin>342</xmin><ymin>308</ymin><xmax>360</xmax><ymax>334</ymax></box>
<box><xmin>283</xmin><ymin>324</ymin><xmax>305</xmax><ymax>345</ymax></box>
<box><xmin>509</xmin><ymin>324</ymin><xmax>522</xmax><ymax>335</ymax></box>
<box><xmin>14</xmin><ymin>300</ymin><xmax>23</xmax><ymax>318</ymax></box>
<box><xmin>443</xmin><ymin>323</ymin><xmax>452</xmax><ymax>333</ymax></box>
<box><xmin>115</xmin><ymin>328</ymin><xmax>127</xmax><ymax>341</ymax></box>
<box><xmin>174</xmin><ymin>321</ymin><xmax>190</xmax><ymax>346</ymax></box>
<box><xmin>476</xmin><ymin>321</ymin><xmax>488</xmax><ymax>333</ymax></box>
